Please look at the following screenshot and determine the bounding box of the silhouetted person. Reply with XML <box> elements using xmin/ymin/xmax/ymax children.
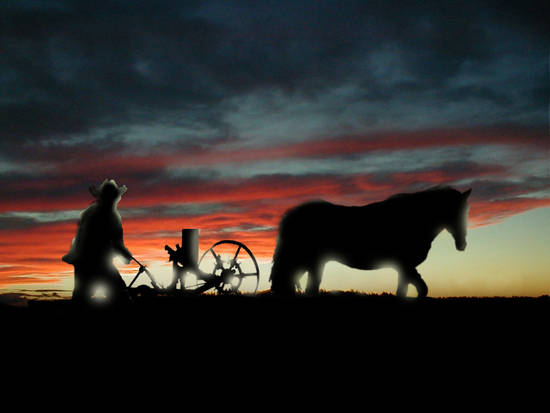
<box><xmin>270</xmin><ymin>186</ymin><xmax>472</xmax><ymax>299</ymax></box>
<box><xmin>62</xmin><ymin>179</ymin><xmax>132</xmax><ymax>306</ymax></box>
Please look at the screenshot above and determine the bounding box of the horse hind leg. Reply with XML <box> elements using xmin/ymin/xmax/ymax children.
<box><xmin>396</xmin><ymin>273</ymin><xmax>409</xmax><ymax>298</ymax></box>
<box><xmin>270</xmin><ymin>258</ymin><xmax>299</xmax><ymax>296</ymax></box>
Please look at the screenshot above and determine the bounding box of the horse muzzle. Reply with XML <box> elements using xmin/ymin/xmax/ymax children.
<box><xmin>456</xmin><ymin>240</ymin><xmax>467</xmax><ymax>251</ymax></box>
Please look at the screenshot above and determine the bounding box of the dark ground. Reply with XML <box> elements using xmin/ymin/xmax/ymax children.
<box><xmin>2</xmin><ymin>292</ymin><xmax>548</xmax><ymax>400</ymax></box>
<box><xmin>3</xmin><ymin>292</ymin><xmax>548</xmax><ymax>346</ymax></box>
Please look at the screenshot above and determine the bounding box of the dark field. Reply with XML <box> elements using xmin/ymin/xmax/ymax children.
<box><xmin>3</xmin><ymin>292</ymin><xmax>548</xmax><ymax>343</ymax></box>
<box><xmin>2</xmin><ymin>291</ymin><xmax>548</xmax><ymax>388</ymax></box>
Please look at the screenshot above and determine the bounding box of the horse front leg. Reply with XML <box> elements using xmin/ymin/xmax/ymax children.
<box><xmin>397</xmin><ymin>267</ymin><xmax>428</xmax><ymax>299</ymax></box>
<box><xmin>305</xmin><ymin>262</ymin><xmax>325</xmax><ymax>295</ymax></box>
<box><xmin>410</xmin><ymin>268</ymin><xmax>428</xmax><ymax>298</ymax></box>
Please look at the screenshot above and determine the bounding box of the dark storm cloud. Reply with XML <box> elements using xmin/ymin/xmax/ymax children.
<box><xmin>467</xmin><ymin>176</ymin><xmax>550</xmax><ymax>201</ymax></box>
<box><xmin>1</xmin><ymin>1</ymin><xmax>229</xmax><ymax>150</ymax></box>
<box><xmin>1</xmin><ymin>0</ymin><xmax>547</xmax><ymax>157</ymax></box>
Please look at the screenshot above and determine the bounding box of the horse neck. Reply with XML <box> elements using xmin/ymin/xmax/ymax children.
<box><xmin>415</xmin><ymin>200</ymin><xmax>448</xmax><ymax>240</ymax></box>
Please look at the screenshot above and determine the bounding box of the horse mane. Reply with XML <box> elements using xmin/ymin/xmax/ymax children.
<box><xmin>385</xmin><ymin>185</ymin><xmax>460</xmax><ymax>204</ymax></box>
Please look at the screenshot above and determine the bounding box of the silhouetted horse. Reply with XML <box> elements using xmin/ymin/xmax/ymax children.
<box><xmin>62</xmin><ymin>179</ymin><xmax>132</xmax><ymax>305</ymax></box>
<box><xmin>270</xmin><ymin>186</ymin><xmax>471</xmax><ymax>298</ymax></box>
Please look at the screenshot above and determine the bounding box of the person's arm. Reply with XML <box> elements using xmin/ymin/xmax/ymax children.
<box><xmin>112</xmin><ymin>221</ymin><xmax>132</xmax><ymax>263</ymax></box>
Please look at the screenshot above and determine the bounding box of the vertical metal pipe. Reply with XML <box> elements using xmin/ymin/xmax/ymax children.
<box><xmin>181</xmin><ymin>228</ymin><xmax>199</xmax><ymax>268</ymax></box>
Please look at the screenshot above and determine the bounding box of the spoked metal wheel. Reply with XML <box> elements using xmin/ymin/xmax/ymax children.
<box><xmin>197</xmin><ymin>240</ymin><xmax>260</xmax><ymax>294</ymax></box>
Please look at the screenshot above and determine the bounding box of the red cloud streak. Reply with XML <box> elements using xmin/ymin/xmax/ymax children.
<box><xmin>1</xmin><ymin>125</ymin><xmax>548</xmax><ymax>286</ymax></box>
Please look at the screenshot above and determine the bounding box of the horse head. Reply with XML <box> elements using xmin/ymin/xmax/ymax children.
<box><xmin>445</xmin><ymin>188</ymin><xmax>471</xmax><ymax>251</ymax></box>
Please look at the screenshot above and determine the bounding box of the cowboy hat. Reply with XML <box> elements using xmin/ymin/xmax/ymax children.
<box><xmin>89</xmin><ymin>179</ymin><xmax>127</xmax><ymax>199</ymax></box>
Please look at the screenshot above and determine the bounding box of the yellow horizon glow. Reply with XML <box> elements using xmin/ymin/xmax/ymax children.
<box><xmin>2</xmin><ymin>207</ymin><xmax>549</xmax><ymax>298</ymax></box>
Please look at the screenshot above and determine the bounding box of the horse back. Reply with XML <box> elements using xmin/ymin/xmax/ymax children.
<box><xmin>277</xmin><ymin>199</ymin><xmax>436</xmax><ymax>269</ymax></box>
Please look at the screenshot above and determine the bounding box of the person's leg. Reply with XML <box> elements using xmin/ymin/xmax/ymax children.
<box><xmin>105</xmin><ymin>265</ymin><xmax>130</xmax><ymax>305</ymax></box>
<box><xmin>72</xmin><ymin>265</ymin><xmax>92</xmax><ymax>305</ymax></box>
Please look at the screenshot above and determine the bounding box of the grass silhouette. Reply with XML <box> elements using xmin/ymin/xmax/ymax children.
<box><xmin>3</xmin><ymin>290</ymin><xmax>548</xmax><ymax>333</ymax></box>
<box><xmin>2</xmin><ymin>290</ymin><xmax>547</xmax><ymax>368</ymax></box>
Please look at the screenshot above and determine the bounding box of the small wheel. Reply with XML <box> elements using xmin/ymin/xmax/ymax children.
<box><xmin>197</xmin><ymin>240</ymin><xmax>260</xmax><ymax>294</ymax></box>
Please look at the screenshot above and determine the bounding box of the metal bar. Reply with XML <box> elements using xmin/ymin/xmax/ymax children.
<box><xmin>210</xmin><ymin>248</ymin><xmax>223</xmax><ymax>267</ymax></box>
<box><xmin>130</xmin><ymin>257</ymin><xmax>162</xmax><ymax>290</ymax></box>
<box><xmin>192</xmin><ymin>278</ymin><xmax>218</xmax><ymax>294</ymax></box>
<box><xmin>144</xmin><ymin>268</ymin><xmax>162</xmax><ymax>290</ymax></box>
<box><xmin>128</xmin><ymin>268</ymin><xmax>143</xmax><ymax>288</ymax></box>
<box><xmin>131</xmin><ymin>256</ymin><xmax>144</xmax><ymax>267</ymax></box>
<box><xmin>232</xmin><ymin>245</ymin><xmax>241</xmax><ymax>263</ymax></box>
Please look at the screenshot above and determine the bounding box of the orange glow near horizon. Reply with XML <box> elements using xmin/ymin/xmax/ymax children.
<box><xmin>0</xmin><ymin>126</ymin><xmax>548</xmax><ymax>295</ymax></box>
<box><xmin>1</xmin><ymin>194</ymin><xmax>549</xmax><ymax>296</ymax></box>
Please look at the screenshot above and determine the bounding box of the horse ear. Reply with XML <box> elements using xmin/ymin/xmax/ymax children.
<box><xmin>462</xmin><ymin>188</ymin><xmax>472</xmax><ymax>199</ymax></box>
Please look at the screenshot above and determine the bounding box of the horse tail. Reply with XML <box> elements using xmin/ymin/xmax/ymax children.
<box><xmin>270</xmin><ymin>238</ymin><xmax>293</xmax><ymax>295</ymax></box>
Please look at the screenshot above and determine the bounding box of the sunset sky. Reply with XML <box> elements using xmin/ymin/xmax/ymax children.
<box><xmin>1</xmin><ymin>0</ymin><xmax>548</xmax><ymax>297</ymax></box>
